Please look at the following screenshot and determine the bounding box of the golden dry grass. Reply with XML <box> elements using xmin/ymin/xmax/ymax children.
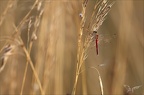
<box><xmin>0</xmin><ymin>0</ymin><xmax>143</xmax><ymax>95</ymax></box>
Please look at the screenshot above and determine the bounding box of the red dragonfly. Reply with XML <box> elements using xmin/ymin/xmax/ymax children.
<box><xmin>93</xmin><ymin>31</ymin><xmax>99</xmax><ymax>55</ymax></box>
<box><xmin>93</xmin><ymin>31</ymin><xmax>116</xmax><ymax>55</ymax></box>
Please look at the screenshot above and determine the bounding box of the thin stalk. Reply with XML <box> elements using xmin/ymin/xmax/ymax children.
<box><xmin>90</xmin><ymin>67</ymin><xmax>104</xmax><ymax>95</ymax></box>
<box><xmin>13</xmin><ymin>25</ymin><xmax>44</xmax><ymax>95</ymax></box>
<box><xmin>20</xmin><ymin>61</ymin><xmax>29</xmax><ymax>95</ymax></box>
<box><xmin>72</xmin><ymin>0</ymin><xmax>87</xmax><ymax>93</ymax></box>
<box><xmin>21</xmin><ymin>43</ymin><xmax>44</xmax><ymax>95</ymax></box>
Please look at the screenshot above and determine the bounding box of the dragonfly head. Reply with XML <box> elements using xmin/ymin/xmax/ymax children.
<box><xmin>93</xmin><ymin>31</ymin><xmax>97</xmax><ymax>34</ymax></box>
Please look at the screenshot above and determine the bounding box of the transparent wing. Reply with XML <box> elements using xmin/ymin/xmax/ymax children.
<box><xmin>98</xmin><ymin>33</ymin><xmax>117</xmax><ymax>45</ymax></box>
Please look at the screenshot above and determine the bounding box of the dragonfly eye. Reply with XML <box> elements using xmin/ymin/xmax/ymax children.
<box><xmin>93</xmin><ymin>31</ymin><xmax>97</xmax><ymax>33</ymax></box>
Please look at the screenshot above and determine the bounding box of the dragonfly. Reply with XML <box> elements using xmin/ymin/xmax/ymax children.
<box><xmin>93</xmin><ymin>31</ymin><xmax>99</xmax><ymax>55</ymax></box>
<box><xmin>92</xmin><ymin>31</ymin><xmax>116</xmax><ymax>55</ymax></box>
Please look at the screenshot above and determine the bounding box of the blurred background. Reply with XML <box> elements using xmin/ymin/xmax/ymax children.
<box><xmin>0</xmin><ymin>0</ymin><xmax>143</xmax><ymax>95</ymax></box>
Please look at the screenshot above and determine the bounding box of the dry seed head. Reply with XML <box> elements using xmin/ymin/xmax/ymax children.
<box><xmin>37</xmin><ymin>1</ymin><xmax>42</xmax><ymax>11</ymax></box>
<box><xmin>28</xmin><ymin>18</ymin><xmax>32</xmax><ymax>29</ymax></box>
<box><xmin>131</xmin><ymin>85</ymin><xmax>142</xmax><ymax>92</ymax></box>
<box><xmin>0</xmin><ymin>57</ymin><xmax>7</xmax><ymax>72</ymax></box>
<box><xmin>31</xmin><ymin>33</ymin><xmax>37</xmax><ymax>41</ymax></box>
<box><xmin>91</xmin><ymin>1</ymin><xmax>114</xmax><ymax>33</ymax></box>
<box><xmin>39</xmin><ymin>9</ymin><xmax>44</xmax><ymax>17</ymax></box>
<box><xmin>83</xmin><ymin>0</ymin><xmax>88</xmax><ymax>7</ymax></box>
<box><xmin>124</xmin><ymin>85</ymin><xmax>142</xmax><ymax>94</ymax></box>
<box><xmin>2</xmin><ymin>44</ymin><xmax>15</xmax><ymax>56</ymax></box>
<box><xmin>0</xmin><ymin>44</ymin><xmax>15</xmax><ymax>73</ymax></box>
<box><xmin>103</xmin><ymin>0</ymin><xmax>107</xmax><ymax>4</ymax></box>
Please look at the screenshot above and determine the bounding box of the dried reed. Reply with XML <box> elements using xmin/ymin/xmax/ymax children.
<box><xmin>0</xmin><ymin>0</ymin><xmax>143</xmax><ymax>95</ymax></box>
<box><xmin>20</xmin><ymin>1</ymin><xmax>44</xmax><ymax>94</ymax></box>
<box><xmin>0</xmin><ymin>0</ymin><xmax>45</xmax><ymax>94</ymax></box>
<box><xmin>72</xmin><ymin>0</ymin><xmax>114</xmax><ymax>94</ymax></box>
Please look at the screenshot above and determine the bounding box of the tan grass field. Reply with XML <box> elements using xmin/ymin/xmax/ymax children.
<box><xmin>0</xmin><ymin>0</ymin><xmax>143</xmax><ymax>95</ymax></box>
